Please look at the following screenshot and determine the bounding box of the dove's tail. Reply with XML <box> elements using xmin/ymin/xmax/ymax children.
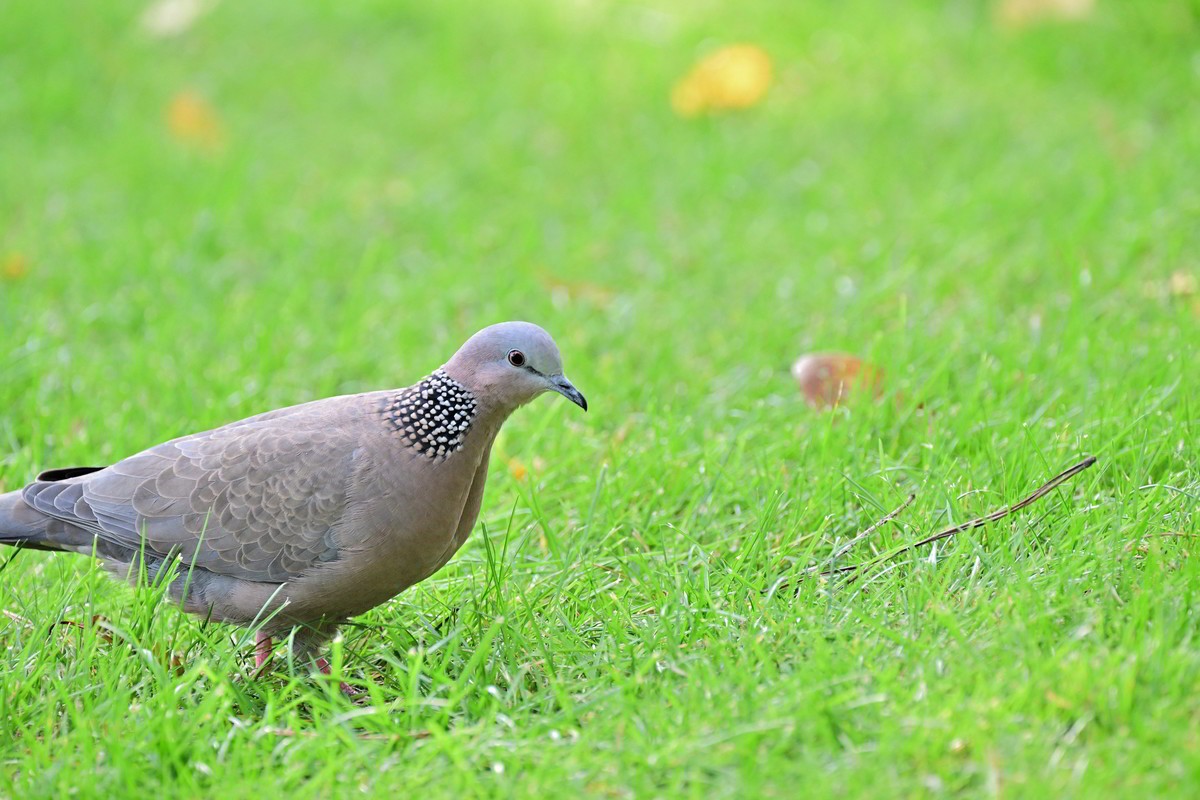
<box><xmin>1</xmin><ymin>467</ymin><xmax>110</xmax><ymax>554</ymax></box>
<box><xmin>0</xmin><ymin>489</ymin><xmax>62</xmax><ymax>552</ymax></box>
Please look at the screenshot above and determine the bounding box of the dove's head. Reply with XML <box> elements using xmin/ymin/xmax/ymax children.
<box><xmin>444</xmin><ymin>321</ymin><xmax>587</xmax><ymax>414</ymax></box>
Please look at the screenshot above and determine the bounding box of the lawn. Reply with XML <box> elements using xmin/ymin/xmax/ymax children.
<box><xmin>1</xmin><ymin>0</ymin><xmax>1197</xmax><ymax>796</ymax></box>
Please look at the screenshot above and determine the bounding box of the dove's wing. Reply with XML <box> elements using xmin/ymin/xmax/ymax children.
<box><xmin>21</xmin><ymin>396</ymin><xmax>371</xmax><ymax>583</ymax></box>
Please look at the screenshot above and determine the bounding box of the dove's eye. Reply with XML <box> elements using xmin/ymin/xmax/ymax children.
<box><xmin>507</xmin><ymin>349</ymin><xmax>526</xmax><ymax>367</ymax></box>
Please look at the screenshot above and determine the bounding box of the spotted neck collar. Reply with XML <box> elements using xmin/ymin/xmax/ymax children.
<box><xmin>380</xmin><ymin>369</ymin><xmax>478</xmax><ymax>458</ymax></box>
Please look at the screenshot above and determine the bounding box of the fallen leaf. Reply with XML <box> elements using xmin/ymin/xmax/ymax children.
<box><xmin>1142</xmin><ymin>271</ymin><xmax>1198</xmax><ymax>303</ymax></box>
<box><xmin>151</xmin><ymin>645</ymin><xmax>189</xmax><ymax>676</ymax></box>
<box><xmin>1168</xmin><ymin>270</ymin><xmax>1196</xmax><ymax>298</ymax></box>
<box><xmin>996</xmin><ymin>0</ymin><xmax>1095</xmax><ymax>29</ymax></box>
<box><xmin>791</xmin><ymin>353</ymin><xmax>883</xmax><ymax>408</ymax></box>
<box><xmin>140</xmin><ymin>0</ymin><xmax>216</xmax><ymax>38</ymax></box>
<box><xmin>508</xmin><ymin>458</ymin><xmax>528</xmax><ymax>482</ymax></box>
<box><xmin>2</xmin><ymin>253</ymin><xmax>27</xmax><ymax>280</ymax></box>
<box><xmin>672</xmin><ymin>44</ymin><xmax>773</xmax><ymax>117</ymax></box>
<box><xmin>166</xmin><ymin>90</ymin><xmax>226</xmax><ymax>153</ymax></box>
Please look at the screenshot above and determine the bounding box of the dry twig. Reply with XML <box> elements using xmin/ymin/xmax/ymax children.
<box><xmin>772</xmin><ymin>456</ymin><xmax>1098</xmax><ymax>593</ymax></box>
<box><xmin>829</xmin><ymin>493</ymin><xmax>916</xmax><ymax>561</ymax></box>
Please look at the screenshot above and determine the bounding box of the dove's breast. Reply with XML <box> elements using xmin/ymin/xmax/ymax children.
<box><xmin>275</xmin><ymin>387</ymin><xmax>501</xmax><ymax>623</ymax></box>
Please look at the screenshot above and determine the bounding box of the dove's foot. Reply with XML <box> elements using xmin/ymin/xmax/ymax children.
<box><xmin>315</xmin><ymin>656</ymin><xmax>364</xmax><ymax>699</ymax></box>
<box><xmin>254</xmin><ymin>631</ymin><xmax>273</xmax><ymax>671</ymax></box>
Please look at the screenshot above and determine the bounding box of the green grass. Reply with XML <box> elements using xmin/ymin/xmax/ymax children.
<box><xmin>1</xmin><ymin>0</ymin><xmax>1198</xmax><ymax>796</ymax></box>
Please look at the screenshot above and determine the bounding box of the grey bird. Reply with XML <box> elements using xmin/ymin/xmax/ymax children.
<box><xmin>0</xmin><ymin>321</ymin><xmax>587</xmax><ymax>677</ymax></box>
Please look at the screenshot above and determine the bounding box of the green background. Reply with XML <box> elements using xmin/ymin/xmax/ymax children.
<box><xmin>1</xmin><ymin>1</ymin><xmax>1197</xmax><ymax>796</ymax></box>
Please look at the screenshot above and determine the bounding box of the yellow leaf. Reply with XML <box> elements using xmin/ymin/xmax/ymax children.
<box><xmin>508</xmin><ymin>458</ymin><xmax>528</xmax><ymax>482</ymax></box>
<box><xmin>166</xmin><ymin>90</ymin><xmax>226</xmax><ymax>153</ymax></box>
<box><xmin>2</xmin><ymin>253</ymin><xmax>27</xmax><ymax>280</ymax></box>
<box><xmin>672</xmin><ymin>45</ymin><xmax>773</xmax><ymax>118</ymax></box>
<box><xmin>996</xmin><ymin>0</ymin><xmax>1095</xmax><ymax>29</ymax></box>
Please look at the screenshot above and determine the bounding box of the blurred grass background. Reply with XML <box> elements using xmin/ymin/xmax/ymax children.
<box><xmin>1</xmin><ymin>0</ymin><xmax>1198</xmax><ymax>796</ymax></box>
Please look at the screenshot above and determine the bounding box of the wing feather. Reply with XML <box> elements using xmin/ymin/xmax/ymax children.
<box><xmin>22</xmin><ymin>397</ymin><xmax>366</xmax><ymax>582</ymax></box>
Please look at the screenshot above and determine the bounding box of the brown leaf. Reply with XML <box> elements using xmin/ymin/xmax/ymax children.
<box><xmin>791</xmin><ymin>353</ymin><xmax>883</xmax><ymax>408</ymax></box>
<box><xmin>151</xmin><ymin>645</ymin><xmax>189</xmax><ymax>676</ymax></box>
<box><xmin>166</xmin><ymin>90</ymin><xmax>226</xmax><ymax>153</ymax></box>
<box><xmin>672</xmin><ymin>45</ymin><xmax>773</xmax><ymax>118</ymax></box>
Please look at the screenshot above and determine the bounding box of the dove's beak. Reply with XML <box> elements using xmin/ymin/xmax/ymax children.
<box><xmin>550</xmin><ymin>375</ymin><xmax>588</xmax><ymax>412</ymax></box>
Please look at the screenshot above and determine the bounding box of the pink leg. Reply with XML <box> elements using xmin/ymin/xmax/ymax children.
<box><xmin>254</xmin><ymin>631</ymin><xmax>272</xmax><ymax>671</ymax></box>
<box><xmin>315</xmin><ymin>656</ymin><xmax>362</xmax><ymax>698</ymax></box>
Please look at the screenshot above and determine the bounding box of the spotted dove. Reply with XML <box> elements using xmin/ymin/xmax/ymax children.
<box><xmin>0</xmin><ymin>321</ymin><xmax>587</xmax><ymax>672</ymax></box>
